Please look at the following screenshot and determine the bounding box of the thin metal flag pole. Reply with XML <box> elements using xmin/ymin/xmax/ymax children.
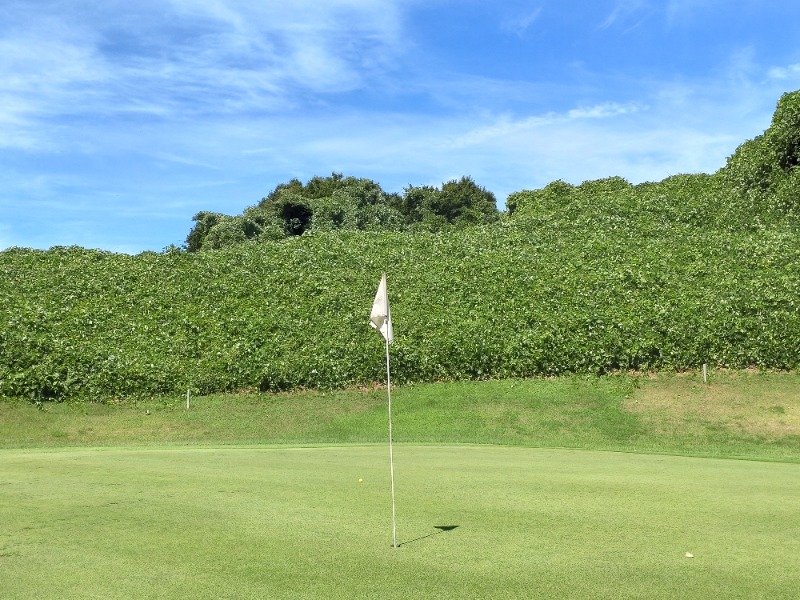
<box><xmin>386</xmin><ymin>334</ymin><xmax>398</xmax><ymax>549</ymax></box>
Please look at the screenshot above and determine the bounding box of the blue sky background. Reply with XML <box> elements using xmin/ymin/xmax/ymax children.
<box><xmin>2</xmin><ymin>0</ymin><xmax>800</xmax><ymax>253</ymax></box>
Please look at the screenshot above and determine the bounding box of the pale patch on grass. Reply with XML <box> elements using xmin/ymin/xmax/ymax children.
<box><xmin>624</xmin><ymin>371</ymin><xmax>800</xmax><ymax>441</ymax></box>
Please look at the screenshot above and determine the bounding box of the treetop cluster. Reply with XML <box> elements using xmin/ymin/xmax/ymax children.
<box><xmin>186</xmin><ymin>174</ymin><xmax>500</xmax><ymax>252</ymax></box>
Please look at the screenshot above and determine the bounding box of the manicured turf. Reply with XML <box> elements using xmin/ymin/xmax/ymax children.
<box><xmin>2</xmin><ymin>445</ymin><xmax>800</xmax><ymax>599</ymax></box>
<box><xmin>2</xmin><ymin>373</ymin><xmax>799</xmax><ymax>598</ymax></box>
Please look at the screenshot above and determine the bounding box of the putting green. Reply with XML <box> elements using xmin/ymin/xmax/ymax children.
<box><xmin>2</xmin><ymin>446</ymin><xmax>799</xmax><ymax>599</ymax></box>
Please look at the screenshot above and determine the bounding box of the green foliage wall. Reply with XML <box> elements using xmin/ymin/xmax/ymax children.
<box><xmin>2</xmin><ymin>211</ymin><xmax>798</xmax><ymax>401</ymax></box>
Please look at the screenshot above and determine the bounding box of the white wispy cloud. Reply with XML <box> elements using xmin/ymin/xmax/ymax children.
<box><xmin>502</xmin><ymin>5</ymin><xmax>544</xmax><ymax>37</ymax></box>
<box><xmin>0</xmin><ymin>25</ymin><xmax>109</xmax><ymax>149</ymax></box>
<box><xmin>665</xmin><ymin>0</ymin><xmax>725</xmax><ymax>24</ymax></box>
<box><xmin>768</xmin><ymin>64</ymin><xmax>800</xmax><ymax>81</ymax></box>
<box><xmin>438</xmin><ymin>102</ymin><xmax>642</xmax><ymax>151</ymax></box>
<box><xmin>599</xmin><ymin>0</ymin><xmax>649</xmax><ymax>30</ymax></box>
<box><xmin>567</xmin><ymin>102</ymin><xmax>643</xmax><ymax>120</ymax></box>
<box><xmin>0</xmin><ymin>0</ymin><xmax>405</xmax><ymax>151</ymax></box>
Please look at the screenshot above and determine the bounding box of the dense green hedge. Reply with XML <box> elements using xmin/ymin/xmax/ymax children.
<box><xmin>2</xmin><ymin>216</ymin><xmax>798</xmax><ymax>401</ymax></box>
<box><xmin>2</xmin><ymin>91</ymin><xmax>799</xmax><ymax>401</ymax></box>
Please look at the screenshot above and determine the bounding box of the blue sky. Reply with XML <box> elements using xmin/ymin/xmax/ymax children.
<box><xmin>2</xmin><ymin>0</ymin><xmax>800</xmax><ymax>253</ymax></box>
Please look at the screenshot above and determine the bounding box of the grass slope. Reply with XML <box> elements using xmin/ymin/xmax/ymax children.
<box><xmin>3</xmin><ymin>372</ymin><xmax>799</xmax><ymax>461</ymax></box>
<box><xmin>2</xmin><ymin>446</ymin><xmax>799</xmax><ymax>599</ymax></box>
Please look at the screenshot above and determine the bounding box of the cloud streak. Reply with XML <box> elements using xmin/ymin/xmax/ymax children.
<box><xmin>502</xmin><ymin>5</ymin><xmax>544</xmax><ymax>37</ymax></box>
<box><xmin>599</xmin><ymin>0</ymin><xmax>649</xmax><ymax>30</ymax></box>
<box><xmin>0</xmin><ymin>0</ymin><xmax>405</xmax><ymax>140</ymax></box>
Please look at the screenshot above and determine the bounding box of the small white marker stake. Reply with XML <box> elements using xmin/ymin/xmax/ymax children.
<box><xmin>703</xmin><ymin>364</ymin><xmax>708</xmax><ymax>384</ymax></box>
<box><xmin>186</xmin><ymin>389</ymin><xmax>190</xmax><ymax>410</ymax></box>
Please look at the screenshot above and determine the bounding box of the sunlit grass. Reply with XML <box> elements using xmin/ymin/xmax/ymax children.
<box><xmin>3</xmin><ymin>372</ymin><xmax>800</xmax><ymax>598</ymax></box>
<box><xmin>2</xmin><ymin>446</ymin><xmax>799</xmax><ymax>599</ymax></box>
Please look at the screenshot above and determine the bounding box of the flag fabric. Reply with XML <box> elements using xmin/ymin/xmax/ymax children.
<box><xmin>369</xmin><ymin>273</ymin><xmax>393</xmax><ymax>344</ymax></box>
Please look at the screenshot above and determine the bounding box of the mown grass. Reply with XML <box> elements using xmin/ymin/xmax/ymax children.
<box><xmin>2</xmin><ymin>446</ymin><xmax>799</xmax><ymax>599</ymax></box>
<box><xmin>2</xmin><ymin>372</ymin><xmax>800</xmax><ymax>599</ymax></box>
<box><xmin>2</xmin><ymin>371</ymin><xmax>799</xmax><ymax>461</ymax></box>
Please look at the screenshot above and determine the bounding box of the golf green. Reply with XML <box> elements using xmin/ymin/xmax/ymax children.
<box><xmin>2</xmin><ymin>445</ymin><xmax>799</xmax><ymax>599</ymax></box>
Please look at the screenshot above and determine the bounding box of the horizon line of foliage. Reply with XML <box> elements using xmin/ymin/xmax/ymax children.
<box><xmin>185</xmin><ymin>175</ymin><xmax>500</xmax><ymax>251</ymax></box>
<box><xmin>1</xmin><ymin>90</ymin><xmax>799</xmax><ymax>402</ymax></box>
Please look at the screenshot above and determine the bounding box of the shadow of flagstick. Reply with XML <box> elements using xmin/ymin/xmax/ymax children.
<box><xmin>398</xmin><ymin>525</ymin><xmax>460</xmax><ymax>548</ymax></box>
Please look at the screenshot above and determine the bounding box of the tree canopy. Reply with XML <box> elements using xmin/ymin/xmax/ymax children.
<box><xmin>185</xmin><ymin>174</ymin><xmax>500</xmax><ymax>251</ymax></box>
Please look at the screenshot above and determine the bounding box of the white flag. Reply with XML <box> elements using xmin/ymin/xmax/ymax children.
<box><xmin>369</xmin><ymin>273</ymin><xmax>393</xmax><ymax>344</ymax></box>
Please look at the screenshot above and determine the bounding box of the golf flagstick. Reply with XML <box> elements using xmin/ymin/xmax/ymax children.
<box><xmin>386</xmin><ymin>333</ymin><xmax>397</xmax><ymax>549</ymax></box>
<box><xmin>369</xmin><ymin>273</ymin><xmax>397</xmax><ymax>548</ymax></box>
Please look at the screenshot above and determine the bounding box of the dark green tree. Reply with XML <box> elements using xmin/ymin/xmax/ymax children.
<box><xmin>275</xmin><ymin>194</ymin><xmax>314</xmax><ymax>236</ymax></box>
<box><xmin>392</xmin><ymin>185</ymin><xmax>436</xmax><ymax>224</ymax></box>
<box><xmin>185</xmin><ymin>211</ymin><xmax>224</xmax><ymax>252</ymax></box>
<box><xmin>723</xmin><ymin>89</ymin><xmax>800</xmax><ymax>211</ymax></box>
<box><xmin>426</xmin><ymin>176</ymin><xmax>500</xmax><ymax>226</ymax></box>
<box><xmin>186</xmin><ymin>173</ymin><xmax>502</xmax><ymax>249</ymax></box>
<box><xmin>260</xmin><ymin>178</ymin><xmax>304</xmax><ymax>204</ymax></box>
